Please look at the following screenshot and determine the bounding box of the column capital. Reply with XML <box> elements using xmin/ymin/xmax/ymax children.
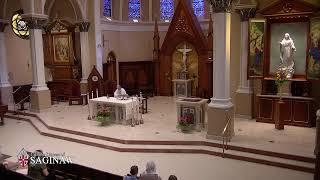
<box><xmin>235</xmin><ymin>5</ymin><xmax>257</xmax><ymax>21</ymax></box>
<box><xmin>208</xmin><ymin>0</ymin><xmax>234</xmax><ymax>13</ymax></box>
<box><xmin>76</xmin><ymin>21</ymin><xmax>90</xmax><ymax>32</ymax></box>
<box><xmin>0</xmin><ymin>20</ymin><xmax>9</xmax><ymax>32</ymax></box>
<box><xmin>21</xmin><ymin>14</ymin><xmax>48</xmax><ymax>29</ymax></box>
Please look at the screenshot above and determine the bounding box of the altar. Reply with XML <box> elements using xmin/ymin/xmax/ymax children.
<box><xmin>176</xmin><ymin>97</ymin><xmax>208</xmax><ymax>131</ymax></box>
<box><xmin>89</xmin><ymin>97</ymin><xmax>138</xmax><ymax>124</ymax></box>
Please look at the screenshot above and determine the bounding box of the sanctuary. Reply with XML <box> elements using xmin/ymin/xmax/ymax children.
<box><xmin>0</xmin><ymin>0</ymin><xmax>319</xmax><ymax>180</ymax></box>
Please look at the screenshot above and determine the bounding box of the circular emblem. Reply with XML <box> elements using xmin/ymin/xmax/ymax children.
<box><xmin>92</xmin><ymin>76</ymin><xmax>99</xmax><ymax>82</ymax></box>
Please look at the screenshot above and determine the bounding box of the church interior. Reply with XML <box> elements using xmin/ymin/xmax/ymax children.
<box><xmin>0</xmin><ymin>0</ymin><xmax>320</xmax><ymax>180</ymax></box>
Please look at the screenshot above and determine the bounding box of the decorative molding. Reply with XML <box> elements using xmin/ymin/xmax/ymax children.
<box><xmin>208</xmin><ymin>0</ymin><xmax>234</xmax><ymax>13</ymax></box>
<box><xmin>236</xmin><ymin>7</ymin><xmax>257</xmax><ymax>21</ymax></box>
<box><xmin>22</xmin><ymin>16</ymin><xmax>48</xmax><ymax>29</ymax></box>
<box><xmin>77</xmin><ymin>21</ymin><xmax>90</xmax><ymax>32</ymax></box>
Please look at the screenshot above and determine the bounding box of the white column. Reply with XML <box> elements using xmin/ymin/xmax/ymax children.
<box><xmin>94</xmin><ymin>0</ymin><xmax>103</xmax><ymax>76</ymax></box>
<box><xmin>78</xmin><ymin>22</ymin><xmax>91</xmax><ymax>83</ymax></box>
<box><xmin>0</xmin><ymin>20</ymin><xmax>13</xmax><ymax>105</ymax></box>
<box><xmin>28</xmin><ymin>22</ymin><xmax>48</xmax><ymax>91</ymax></box>
<box><xmin>0</xmin><ymin>22</ymin><xmax>11</xmax><ymax>88</ymax></box>
<box><xmin>149</xmin><ymin>0</ymin><xmax>153</xmax><ymax>21</ymax></box>
<box><xmin>119</xmin><ymin>0</ymin><xmax>123</xmax><ymax>21</ymax></box>
<box><xmin>236</xmin><ymin>21</ymin><xmax>251</xmax><ymax>93</ymax></box>
<box><xmin>209</xmin><ymin>12</ymin><xmax>233</xmax><ymax>108</ymax></box>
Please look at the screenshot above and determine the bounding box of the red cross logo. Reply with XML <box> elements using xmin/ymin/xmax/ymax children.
<box><xmin>18</xmin><ymin>155</ymin><xmax>29</xmax><ymax>167</ymax></box>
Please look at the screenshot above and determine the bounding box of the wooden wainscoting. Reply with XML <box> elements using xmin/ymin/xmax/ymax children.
<box><xmin>119</xmin><ymin>61</ymin><xmax>154</xmax><ymax>96</ymax></box>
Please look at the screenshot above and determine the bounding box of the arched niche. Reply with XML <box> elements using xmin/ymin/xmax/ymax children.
<box><xmin>103</xmin><ymin>51</ymin><xmax>117</xmax><ymax>95</ymax></box>
<box><xmin>44</xmin><ymin>0</ymin><xmax>84</xmax><ymax>22</ymax></box>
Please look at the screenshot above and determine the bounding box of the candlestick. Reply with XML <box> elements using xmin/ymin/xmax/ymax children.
<box><xmin>91</xmin><ymin>91</ymin><xmax>94</xmax><ymax>99</ymax></box>
<box><xmin>96</xmin><ymin>89</ymin><xmax>99</xmax><ymax>98</ymax></box>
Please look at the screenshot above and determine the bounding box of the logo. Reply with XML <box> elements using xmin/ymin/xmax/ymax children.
<box><xmin>17</xmin><ymin>148</ymin><xmax>29</xmax><ymax>167</ymax></box>
<box><xmin>17</xmin><ymin>149</ymin><xmax>73</xmax><ymax>167</ymax></box>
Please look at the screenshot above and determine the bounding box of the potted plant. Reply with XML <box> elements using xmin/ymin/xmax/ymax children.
<box><xmin>177</xmin><ymin>115</ymin><xmax>194</xmax><ymax>133</ymax></box>
<box><xmin>96</xmin><ymin>111</ymin><xmax>111</xmax><ymax>126</ymax></box>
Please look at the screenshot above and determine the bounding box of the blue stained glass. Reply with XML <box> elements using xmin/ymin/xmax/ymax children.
<box><xmin>103</xmin><ymin>0</ymin><xmax>112</xmax><ymax>17</ymax></box>
<box><xmin>192</xmin><ymin>0</ymin><xmax>204</xmax><ymax>17</ymax></box>
<box><xmin>160</xmin><ymin>0</ymin><xmax>174</xmax><ymax>20</ymax></box>
<box><xmin>128</xmin><ymin>0</ymin><xmax>141</xmax><ymax>19</ymax></box>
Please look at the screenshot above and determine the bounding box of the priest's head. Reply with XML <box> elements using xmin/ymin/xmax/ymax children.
<box><xmin>117</xmin><ymin>85</ymin><xmax>121</xmax><ymax>90</ymax></box>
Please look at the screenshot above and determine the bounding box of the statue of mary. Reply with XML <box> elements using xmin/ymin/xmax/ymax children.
<box><xmin>279</xmin><ymin>33</ymin><xmax>296</xmax><ymax>79</ymax></box>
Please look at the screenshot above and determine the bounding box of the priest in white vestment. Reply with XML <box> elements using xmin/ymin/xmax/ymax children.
<box><xmin>114</xmin><ymin>85</ymin><xmax>127</xmax><ymax>98</ymax></box>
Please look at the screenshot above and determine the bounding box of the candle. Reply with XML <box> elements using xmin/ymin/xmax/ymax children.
<box><xmin>96</xmin><ymin>89</ymin><xmax>99</xmax><ymax>98</ymax></box>
<box><xmin>87</xmin><ymin>93</ymin><xmax>89</xmax><ymax>102</ymax></box>
<box><xmin>91</xmin><ymin>91</ymin><xmax>94</xmax><ymax>99</ymax></box>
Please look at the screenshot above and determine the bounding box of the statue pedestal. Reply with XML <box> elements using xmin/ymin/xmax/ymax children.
<box><xmin>277</xmin><ymin>81</ymin><xmax>292</xmax><ymax>96</ymax></box>
<box><xmin>172</xmin><ymin>79</ymin><xmax>192</xmax><ymax>97</ymax></box>
<box><xmin>275</xmin><ymin>100</ymin><xmax>285</xmax><ymax>130</ymax></box>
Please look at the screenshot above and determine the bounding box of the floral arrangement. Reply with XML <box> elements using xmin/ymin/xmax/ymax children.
<box><xmin>177</xmin><ymin>114</ymin><xmax>194</xmax><ymax>133</ymax></box>
<box><xmin>96</xmin><ymin>104</ymin><xmax>112</xmax><ymax>126</ymax></box>
<box><xmin>275</xmin><ymin>67</ymin><xmax>288</xmax><ymax>100</ymax></box>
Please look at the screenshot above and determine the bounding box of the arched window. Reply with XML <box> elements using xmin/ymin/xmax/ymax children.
<box><xmin>103</xmin><ymin>0</ymin><xmax>112</xmax><ymax>17</ymax></box>
<box><xmin>192</xmin><ymin>0</ymin><xmax>204</xmax><ymax>17</ymax></box>
<box><xmin>160</xmin><ymin>0</ymin><xmax>174</xmax><ymax>20</ymax></box>
<box><xmin>11</xmin><ymin>9</ymin><xmax>29</xmax><ymax>39</ymax></box>
<box><xmin>128</xmin><ymin>0</ymin><xmax>141</xmax><ymax>19</ymax></box>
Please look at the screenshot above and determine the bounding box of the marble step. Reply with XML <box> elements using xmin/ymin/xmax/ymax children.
<box><xmin>4</xmin><ymin>114</ymin><xmax>315</xmax><ymax>173</ymax></box>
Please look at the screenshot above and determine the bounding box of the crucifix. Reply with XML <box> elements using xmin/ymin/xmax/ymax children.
<box><xmin>177</xmin><ymin>43</ymin><xmax>192</xmax><ymax>72</ymax></box>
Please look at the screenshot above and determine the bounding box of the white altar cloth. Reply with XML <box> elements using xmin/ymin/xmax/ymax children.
<box><xmin>89</xmin><ymin>97</ymin><xmax>138</xmax><ymax>124</ymax></box>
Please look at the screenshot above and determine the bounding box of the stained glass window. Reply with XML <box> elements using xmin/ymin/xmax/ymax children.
<box><xmin>192</xmin><ymin>0</ymin><xmax>205</xmax><ymax>17</ymax></box>
<box><xmin>128</xmin><ymin>0</ymin><xmax>141</xmax><ymax>19</ymax></box>
<box><xmin>103</xmin><ymin>0</ymin><xmax>112</xmax><ymax>17</ymax></box>
<box><xmin>11</xmin><ymin>9</ymin><xmax>29</xmax><ymax>39</ymax></box>
<box><xmin>160</xmin><ymin>0</ymin><xmax>174</xmax><ymax>20</ymax></box>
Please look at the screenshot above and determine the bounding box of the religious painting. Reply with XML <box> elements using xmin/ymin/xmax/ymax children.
<box><xmin>307</xmin><ymin>17</ymin><xmax>320</xmax><ymax>80</ymax></box>
<box><xmin>53</xmin><ymin>34</ymin><xmax>71</xmax><ymax>63</ymax></box>
<box><xmin>248</xmin><ymin>19</ymin><xmax>266</xmax><ymax>78</ymax></box>
<box><xmin>269</xmin><ymin>22</ymin><xmax>308</xmax><ymax>77</ymax></box>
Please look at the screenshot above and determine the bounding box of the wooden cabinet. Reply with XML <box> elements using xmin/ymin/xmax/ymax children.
<box><xmin>257</xmin><ymin>95</ymin><xmax>316</xmax><ymax>127</ymax></box>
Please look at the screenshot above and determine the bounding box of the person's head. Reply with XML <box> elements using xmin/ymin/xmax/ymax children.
<box><xmin>168</xmin><ymin>175</ymin><xmax>178</xmax><ymax>180</ymax></box>
<box><xmin>130</xmin><ymin>165</ymin><xmax>138</xmax><ymax>176</ymax></box>
<box><xmin>117</xmin><ymin>85</ymin><xmax>121</xmax><ymax>90</ymax></box>
<box><xmin>145</xmin><ymin>161</ymin><xmax>156</xmax><ymax>174</ymax></box>
<box><xmin>284</xmin><ymin>33</ymin><xmax>290</xmax><ymax>40</ymax></box>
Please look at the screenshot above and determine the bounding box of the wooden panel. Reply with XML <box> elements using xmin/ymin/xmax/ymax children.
<box><xmin>257</xmin><ymin>95</ymin><xmax>315</xmax><ymax>127</ymax></box>
<box><xmin>292</xmin><ymin>100</ymin><xmax>310</xmax><ymax>126</ymax></box>
<box><xmin>280</xmin><ymin>100</ymin><xmax>292</xmax><ymax>124</ymax></box>
<box><xmin>119</xmin><ymin>61</ymin><xmax>154</xmax><ymax>96</ymax></box>
<box><xmin>47</xmin><ymin>80</ymin><xmax>80</xmax><ymax>99</ymax></box>
<box><xmin>52</xmin><ymin>66</ymin><xmax>73</xmax><ymax>80</ymax></box>
<box><xmin>258</xmin><ymin>98</ymin><xmax>273</xmax><ymax>122</ymax></box>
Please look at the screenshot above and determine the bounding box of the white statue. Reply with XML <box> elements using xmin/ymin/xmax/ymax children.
<box><xmin>279</xmin><ymin>33</ymin><xmax>296</xmax><ymax>79</ymax></box>
<box><xmin>177</xmin><ymin>43</ymin><xmax>192</xmax><ymax>72</ymax></box>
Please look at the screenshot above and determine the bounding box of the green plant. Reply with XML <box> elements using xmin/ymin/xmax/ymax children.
<box><xmin>177</xmin><ymin>115</ymin><xmax>194</xmax><ymax>133</ymax></box>
<box><xmin>96</xmin><ymin>112</ymin><xmax>111</xmax><ymax>126</ymax></box>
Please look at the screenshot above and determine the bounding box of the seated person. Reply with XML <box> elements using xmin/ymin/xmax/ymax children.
<box><xmin>114</xmin><ymin>85</ymin><xmax>128</xmax><ymax>98</ymax></box>
<box><xmin>123</xmin><ymin>165</ymin><xmax>139</xmax><ymax>180</ymax></box>
<box><xmin>27</xmin><ymin>150</ymin><xmax>49</xmax><ymax>180</ymax></box>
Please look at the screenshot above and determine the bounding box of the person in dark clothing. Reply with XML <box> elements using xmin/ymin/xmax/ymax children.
<box><xmin>124</xmin><ymin>165</ymin><xmax>139</xmax><ymax>180</ymax></box>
